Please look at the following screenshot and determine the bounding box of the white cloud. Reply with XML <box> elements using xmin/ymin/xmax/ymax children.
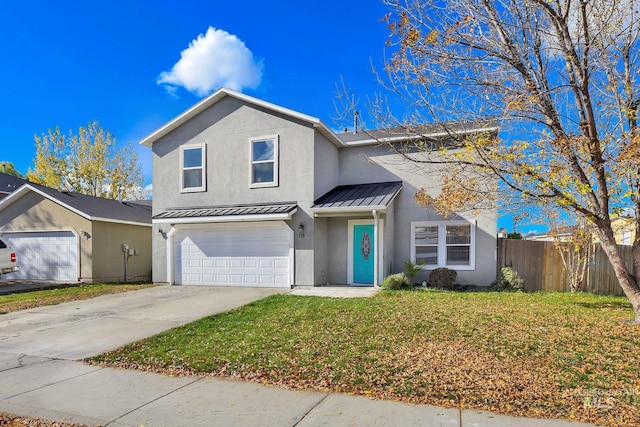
<box><xmin>143</xmin><ymin>183</ymin><xmax>153</xmax><ymax>199</ymax></box>
<box><xmin>157</xmin><ymin>27</ymin><xmax>263</xmax><ymax>96</ymax></box>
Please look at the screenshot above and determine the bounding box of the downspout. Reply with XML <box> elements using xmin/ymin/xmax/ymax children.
<box><xmin>76</xmin><ymin>229</ymin><xmax>82</xmax><ymax>282</ymax></box>
<box><xmin>166</xmin><ymin>226</ymin><xmax>177</xmax><ymax>285</ymax></box>
<box><xmin>373</xmin><ymin>209</ymin><xmax>379</xmax><ymax>287</ymax></box>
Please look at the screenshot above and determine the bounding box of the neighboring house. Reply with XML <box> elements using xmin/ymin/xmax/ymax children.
<box><xmin>0</xmin><ymin>172</ymin><xmax>152</xmax><ymax>282</ymax></box>
<box><xmin>0</xmin><ymin>172</ymin><xmax>27</xmax><ymax>201</ymax></box>
<box><xmin>523</xmin><ymin>226</ymin><xmax>579</xmax><ymax>242</ymax></box>
<box><xmin>524</xmin><ymin>220</ymin><xmax>636</xmax><ymax>246</ymax></box>
<box><xmin>611</xmin><ymin>216</ymin><xmax>635</xmax><ymax>246</ymax></box>
<box><xmin>142</xmin><ymin>88</ymin><xmax>497</xmax><ymax>288</ymax></box>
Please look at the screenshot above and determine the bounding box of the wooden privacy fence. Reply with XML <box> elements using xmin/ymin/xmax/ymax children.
<box><xmin>497</xmin><ymin>239</ymin><xmax>630</xmax><ymax>295</ymax></box>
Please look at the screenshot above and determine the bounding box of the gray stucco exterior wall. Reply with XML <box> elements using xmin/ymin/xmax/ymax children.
<box><xmin>336</xmin><ymin>143</ymin><xmax>497</xmax><ymax>286</ymax></box>
<box><xmin>147</xmin><ymin>93</ymin><xmax>497</xmax><ymax>287</ymax></box>
<box><xmin>151</xmin><ymin>97</ymin><xmax>325</xmax><ymax>285</ymax></box>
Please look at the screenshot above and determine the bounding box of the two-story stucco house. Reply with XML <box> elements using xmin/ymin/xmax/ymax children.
<box><xmin>142</xmin><ymin>88</ymin><xmax>497</xmax><ymax>288</ymax></box>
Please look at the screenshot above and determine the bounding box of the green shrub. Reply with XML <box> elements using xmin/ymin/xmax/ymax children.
<box><xmin>403</xmin><ymin>259</ymin><xmax>425</xmax><ymax>284</ymax></box>
<box><xmin>492</xmin><ymin>266</ymin><xmax>524</xmax><ymax>291</ymax></box>
<box><xmin>429</xmin><ymin>268</ymin><xmax>457</xmax><ymax>289</ymax></box>
<box><xmin>381</xmin><ymin>273</ymin><xmax>411</xmax><ymax>290</ymax></box>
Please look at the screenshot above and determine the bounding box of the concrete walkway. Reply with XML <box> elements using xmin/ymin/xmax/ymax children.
<box><xmin>0</xmin><ymin>285</ymin><xmax>594</xmax><ymax>426</ymax></box>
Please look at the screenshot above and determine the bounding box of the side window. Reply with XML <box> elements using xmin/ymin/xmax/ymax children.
<box><xmin>0</xmin><ymin>239</ymin><xmax>6</xmax><ymax>249</ymax></box>
<box><xmin>445</xmin><ymin>224</ymin><xmax>472</xmax><ymax>266</ymax></box>
<box><xmin>411</xmin><ymin>221</ymin><xmax>476</xmax><ymax>270</ymax></box>
<box><xmin>181</xmin><ymin>145</ymin><xmax>206</xmax><ymax>192</ymax></box>
<box><xmin>250</xmin><ymin>136</ymin><xmax>278</xmax><ymax>188</ymax></box>
<box><xmin>413</xmin><ymin>225</ymin><xmax>439</xmax><ymax>266</ymax></box>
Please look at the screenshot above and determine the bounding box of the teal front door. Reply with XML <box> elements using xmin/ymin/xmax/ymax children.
<box><xmin>353</xmin><ymin>224</ymin><xmax>374</xmax><ymax>284</ymax></box>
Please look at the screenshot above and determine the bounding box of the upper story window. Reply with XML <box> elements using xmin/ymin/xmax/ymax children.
<box><xmin>411</xmin><ymin>221</ymin><xmax>476</xmax><ymax>270</ymax></box>
<box><xmin>181</xmin><ymin>144</ymin><xmax>206</xmax><ymax>192</ymax></box>
<box><xmin>250</xmin><ymin>135</ymin><xmax>279</xmax><ymax>188</ymax></box>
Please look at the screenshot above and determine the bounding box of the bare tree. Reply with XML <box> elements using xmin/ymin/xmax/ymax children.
<box><xmin>546</xmin><ymin>210</ymin><xmax>593</xmax><ymax>292</ymax></box>
<box><xmin>370</xmin><ymin>0</ymin><xmax>640</xmax><ymax>321</ymax></box>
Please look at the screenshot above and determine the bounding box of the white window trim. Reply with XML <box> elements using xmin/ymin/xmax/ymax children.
<box><xmin>249</xmin><ymin>135</ymin><xmax>279</xmax><ymax>188</ymax></box>
<box><xmin>180</xmin><ymin>144</ymin><xmax>206</xmax><ymax>193</ymax></box>
<box><xmin>410</xmin><ymin>220</ymin><xmax>476</xmax><ymax>271</ymax></box>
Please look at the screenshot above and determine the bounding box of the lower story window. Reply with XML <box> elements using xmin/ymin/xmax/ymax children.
<box><xmin>411</xmin><ymin>221</ymin><xmax>476</xmax><ymax>270</ymax></box>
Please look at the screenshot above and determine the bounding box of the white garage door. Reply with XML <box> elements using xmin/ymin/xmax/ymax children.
<box><xmin>2</xmin><ymin>231</ymin><xmax>78</xmax><ymax>281</ymax></box>
<box><xmin>175</xmin><ymin>222</ymin><xmax>292</xmax><ymax>287</ymax></box>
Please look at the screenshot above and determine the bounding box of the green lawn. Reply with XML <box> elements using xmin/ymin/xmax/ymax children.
<box><xmin>90</xmin><ymin>290</ymin><xmax>640</xmax><ymax>425</ymax></box>
<box><xmin>0</xmin><ymin>283</ymin><xmax>156</xmax><ymax>314</ymax></box>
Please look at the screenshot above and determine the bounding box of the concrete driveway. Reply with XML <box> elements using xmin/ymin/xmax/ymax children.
<box><xmin>0</xmin><ymin>285</ymin><xmax>286</xmax><ymax>360</ymax></box>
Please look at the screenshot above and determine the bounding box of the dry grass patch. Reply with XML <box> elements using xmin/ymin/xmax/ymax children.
<box><xmin>0</xmin><ymin>412</ymin><xmax>87</xmax><ymax>426</ymax></box>
<box><xmin>0</xmin><ymin>283</ymin><xmax>156</xmax><ymax>314</ymax></box>
<box><xmin>90</xmin><ymin>290</ymin><xmax>640</xmax><ymax>426</ymax></box>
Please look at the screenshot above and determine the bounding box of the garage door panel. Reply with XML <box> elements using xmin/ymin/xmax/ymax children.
<box><xmin>2</xmin><ymin>231</ymin><xmax>78</xmax><ymax>281</ymax></box>
<box><xmin>236</xmin><ymin>274</ymin><xmax>258</xmax><ymax>285</ymax></box>
<box><xmin>175</xmin><ymin>224</ymin><xmax>292</xmax><ymax>287</ymax></box>
<box><xmin>274</xmin><ymin>275</ymin><xmax>288</xmax><ymax>285</ymax></box>
<box><xmin>259</xmin><ymin>275</ymin><xmax>273</xmax><ymax>285</ymax></box>
<box><xmin>259</xmin><ymin>259</ymin><xmax>273</xmax><ymax>269</ymax></box>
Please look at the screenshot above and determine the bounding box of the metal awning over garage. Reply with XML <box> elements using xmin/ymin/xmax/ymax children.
<box><xmin>154</xmin><ymin>202</ymin><xmax>297</xmax><ymax>223</ymax></box>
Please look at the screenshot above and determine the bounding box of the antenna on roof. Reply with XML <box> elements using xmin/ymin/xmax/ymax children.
<box><xmin>353</xmin><ymin>111</ymin><xmax>359</xmax><ymax>134</ymax></box>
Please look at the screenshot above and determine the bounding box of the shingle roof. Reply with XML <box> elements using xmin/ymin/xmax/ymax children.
<box><xmin>0</xmin><ymin>173</ymin><xmax>29</xmax><ymax>195</ymax></box>
<box><xmin>0</xmin><ymin>172</ymin><xmax>151</xmax><ymax>225</ymax></box>
<box><xmin>154</xmin><ymin>202</ymin><xmax>297</xmax><ymax>220</ymax></box>
<box><xmin>33</xmin><ymin>186</ymin><xmax>152</xmax><ymax>224</ymax></box>
<box><xmin>312</xmin><ymin>181</ymin><xmax>403</xmax><ymax>211</ymax></box>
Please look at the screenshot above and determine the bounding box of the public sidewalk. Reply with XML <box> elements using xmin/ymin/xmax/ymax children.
<box><xmin>0</xmin><ymin>353</ymin><xmax>593</xmax><ymax>427</ymax></box>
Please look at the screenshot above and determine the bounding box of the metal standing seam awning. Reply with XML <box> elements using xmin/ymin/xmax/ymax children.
<box><xmin>310</xmin><ymin>181</ymin><xmax>403</xmax><ymax>287</ymax></box>
<box><xmin>310</xmin><ymin>181</ymin><xmax>402</xmax><ymax>215</ymax></box>
<box><xmin>153</xmin><ymin>202</ymin><xmax>298</xmax><ymax>224</ymax></box>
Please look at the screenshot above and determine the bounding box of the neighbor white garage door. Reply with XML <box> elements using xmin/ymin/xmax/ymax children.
<box><xmin>2</xmin><ymin>231</ymin><xmax>78</xmax><ymax>281</ymax></box>
<box><xmin>174</xmin><ymin>222</ymin><xmax>292</xmax><ymax>287</ymax></box>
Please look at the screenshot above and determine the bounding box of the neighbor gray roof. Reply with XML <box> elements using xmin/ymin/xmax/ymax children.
<box><xmin>32</xmin><ymin>185</ymin><xmax>152</xmax><ymax>224</ymax></box>
<box><xmin>154</xmin><ymin>202</ymin><xmax>297</xmax><ymax>220</ymax></box>
<box><xmin>311</xmin><ymin>181</ymin><xmax>403</xmax><ymax>211</ymax></box>
<box><xmin>0</xmin><ymin>172</ymin><xmax>29</xmax><ymax>195</ymax></box>
<box><xmin>0</xmin><ymin>173</ymin><xmax>151</xmax><ymax>225</ymax></box>
<box><xmin>337</xmin><ymin>119</ymin><xmax>499</xmax><ymax>145</ymax></box>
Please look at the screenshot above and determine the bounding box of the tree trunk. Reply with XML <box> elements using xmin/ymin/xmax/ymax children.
<box><xmin>599</xmin><ymin>233</ymin><xmax>640</xmax><ymax>322</ymax></box>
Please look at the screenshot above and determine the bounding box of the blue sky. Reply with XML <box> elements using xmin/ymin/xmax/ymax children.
<box><xmin>1</xmin><ymin>1</ymin><xmax>390</xmax><ymax>177</ymax></box>
<box><xmin>0</xmin><ymin>1</ymin><xmax>526</xmax><ymax>232</ymax></box>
